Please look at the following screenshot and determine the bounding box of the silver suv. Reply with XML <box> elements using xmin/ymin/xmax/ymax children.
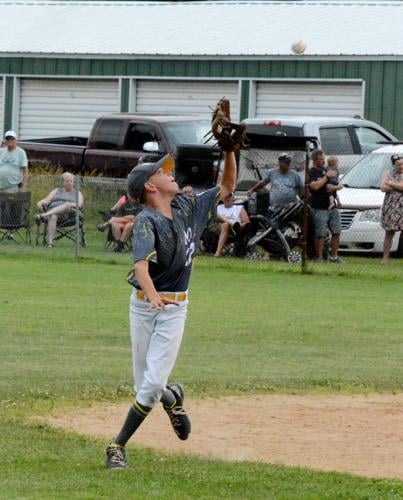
<box><xmin>242</xmin><ymin>116</ymin><xmax>397</xmax><ymax>174</ymax></box>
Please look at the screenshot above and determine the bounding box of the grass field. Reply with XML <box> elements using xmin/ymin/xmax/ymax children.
<box><xmin>1</xmin><ymin>251</ymin><xmax>402</xmax><ymax>498</ymax></box>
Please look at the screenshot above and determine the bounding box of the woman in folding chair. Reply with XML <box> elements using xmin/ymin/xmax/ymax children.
<box><xmin>35</xmin><ymin>172</ymin><xmax>84</xmax><ymax>247</ymax></box>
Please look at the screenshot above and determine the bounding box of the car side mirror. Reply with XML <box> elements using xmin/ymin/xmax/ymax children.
<box><xmin>143</xmin><ymin>141</ymin><xmax>160</xmax><ymax>153</ymax></box>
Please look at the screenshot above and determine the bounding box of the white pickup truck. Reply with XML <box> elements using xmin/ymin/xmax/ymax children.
<box><xmin>242</xmin><ymin>116</ymin><xmax>397</xmax><ymax>175</ymax></box>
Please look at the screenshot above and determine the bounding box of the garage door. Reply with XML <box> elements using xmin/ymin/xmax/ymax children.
<box><xmin>135</xmin><ymin>80</ymin><xmax>240</xmax><ymax>119</ymax></box>
<box><xmin>18</xmin><ymin>79</ymin><xmax>120</xmax><ymax>139</ymax></box>
<box><xmin>0</xmin><ymin>78</ymin><xmax>3</xmax><ymax>138</ymax></box>
<box><xmin>255</xmin><ymin>82</ymin><xmax>363</xmax><ymax>118</ymax></box>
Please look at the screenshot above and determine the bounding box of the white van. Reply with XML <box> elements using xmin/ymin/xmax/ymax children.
<box><xmin>338</xmin><ymin>145</ymin><xmax>402</xmax><ymax>255</ymax></box>
<box><xmin>242</xmin><ymin>116</ymin><xmax>397</xmax><ymax>174</ymax></box>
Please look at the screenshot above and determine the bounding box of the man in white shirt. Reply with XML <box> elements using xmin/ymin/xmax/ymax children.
<box><xmin>214</xmin><ymin>192</ymin><xmax>250</xmax><ymax>257</ymax></box>
<box><xmin>0</xmin><ymin>131</ymin><xmax>29</xmax><ymax>193</ymax></box>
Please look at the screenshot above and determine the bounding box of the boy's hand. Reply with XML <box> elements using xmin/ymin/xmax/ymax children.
<box><xmin>149</xmin><ymin>296</ymin><xmax>179</xmax><ymax>310</ymax></box>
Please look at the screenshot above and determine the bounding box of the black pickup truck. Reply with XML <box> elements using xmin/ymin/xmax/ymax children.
<box><xmin>19</xmin><ymin>114</ymin><xmax>219</xmax><ymax>183</ymax></box>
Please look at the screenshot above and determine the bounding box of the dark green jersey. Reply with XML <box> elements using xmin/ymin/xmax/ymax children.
<box><xmin>129</xmin><ymin>186</ymin><xmax>220</xmax><ymax>292</ymax></box>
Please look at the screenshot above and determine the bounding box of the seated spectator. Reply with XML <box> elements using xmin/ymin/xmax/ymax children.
<box><xmin>35</xmin><ymin>172</ymin><xmax>83</xmax><ymax>248</ymax></box>
<box><xmin>97</xmin><ymin>194</ymin><xmax>136</xmax><ymax>252</ymax></box>
<box><xmin>247</xmin><ymin>153</ymin><xmax>303</xmax><ymax>214</ymax></box>
<box><xmin>214</xmin><ymin>192</ymin><xmax>250</xmax><ymax>257</ymax></box>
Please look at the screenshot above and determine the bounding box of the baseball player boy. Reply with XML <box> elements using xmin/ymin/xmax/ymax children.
<box><xmin>105</xmin><ymin>149</ymin><xmax>237</xmax><ymax>469</ymax></box>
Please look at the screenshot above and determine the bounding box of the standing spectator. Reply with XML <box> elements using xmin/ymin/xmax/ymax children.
<box><xmin>308</xmin><ymin>149</ymin><xmax>344</xmax><ymax>263</ymax></box>
<box><xmin>214</xmin><ymin>192</ymin><xmax>250</xmax><ymax>257</ymax></box>
<box><xmin>0</xmin><ymin>131</ymin><xmax>29</xmax><ymax>193</ymax></box>
<box><xmin>247</xmin><ymin>153</ymin><xmax>303</xmax><ymax>213</ymax></box>
<box><xmin>380</xmin><ymin>157</ymin><xmax>403</xmax><ymax>264</ymax></box>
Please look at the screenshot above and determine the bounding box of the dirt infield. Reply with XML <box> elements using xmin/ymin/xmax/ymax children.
<box><xmin>43</xmin><ymin>393</ymin><xmax>403</xmax><ymax>480</ymax></box>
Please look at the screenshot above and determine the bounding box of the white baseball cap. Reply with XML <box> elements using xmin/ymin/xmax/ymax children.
<box><xmin>4</xmin><ymin>130</ymin><xmax>17</xmax><ymax>139</ymax></box>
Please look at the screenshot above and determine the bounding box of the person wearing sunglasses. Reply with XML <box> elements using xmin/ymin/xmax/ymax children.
<box><xmin>0</xmin><ymin>131</ymin><xmax>29</xmax><ymax>193</ymax></box>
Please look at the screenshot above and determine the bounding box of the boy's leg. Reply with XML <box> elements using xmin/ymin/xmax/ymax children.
<box><xmin>106</xmin><ymin>296</ymin><xmax>190</xmax><ymax>468</ymax></box>
<box><xmin>137</xmin><ymin>301</ymin><xmax>191</xmax><ymax>440</ymax></box>
<box><xmin>106</xmin><ymin>293</ymin><xmax>154</xmax><ymax>469</ymax></box>
<box><xmin>136</xmin><ymin>301</ymin><xmax>188</xmax><ymax>408</ymax></box>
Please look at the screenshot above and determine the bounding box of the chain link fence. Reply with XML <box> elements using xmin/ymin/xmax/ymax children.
<box><xmin>0</xmin><ymin>174</ymin><xmax>131</xmax><ymax>256</ymax></box>
<box><xmin>0</xmin><ymin>149</ymin><xmax>402</xmax><ymax>279</ymax></box>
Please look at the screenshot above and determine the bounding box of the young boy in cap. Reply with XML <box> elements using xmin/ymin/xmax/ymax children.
<box><xmin>105</xmin><ymin>150</ymin><xmax>237</xmax><ymax>469</ymax></box>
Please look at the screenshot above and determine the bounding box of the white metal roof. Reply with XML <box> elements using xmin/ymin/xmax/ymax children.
<box><xmin>0</xmin><ymin>1</ymin><xmax>402</xmax><ymax>58</ymax></box>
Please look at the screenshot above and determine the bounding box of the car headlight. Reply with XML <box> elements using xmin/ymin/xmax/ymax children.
<box><xmin>358</xmin><ymin>209</ymin><xmax>382</xmax><ymax>223</ymax></box>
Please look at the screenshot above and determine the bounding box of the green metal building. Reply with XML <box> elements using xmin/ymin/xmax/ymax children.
<box><xmin>1</xmin><ymin>1</ymin><xmax>402</xmax><ymax>139</ymax></box>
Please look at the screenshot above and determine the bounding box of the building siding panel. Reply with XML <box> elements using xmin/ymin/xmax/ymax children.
<box><xmin>4</xmin><ymin>76</ymin><xmax>14</xmax><ymax>133</ymax></box>
<box><xmin>120</xmin><ymin>79</ymin><xmax>130</xmax><ymax>113</ymax></box>
<box><xmin>135</xmin><ymin>80</ymin><xmax>240</xmax><ymax>119</ymax></box>
<box><xmin>240</xmin><ymin>80</ymin><xmax>250</xmax><ymax>121</ymax></box>
<box><xmin>381</xmin><ymin>62</ymin><xmax>397</xmax><ymax>133</ymax></box>
<box><xmin>18</xmin><ymin>78</ymin><xmax>119</xmax><ymax>139</ymax></box>
<box><xmin>255</xmin><ymin>82</ymin><xmax>363</xmax><ymax>118</ymax></box>
<box><xmin>367</xmin><ymin>62</ymin><xmax>385</xmax><ymax>128</ymax></box>
<box><xmin>0</xmin><ymin>58</ymin><xmax>400</xmax><ymax>138</ymax></box>
<box><xmin>0</xmin><ymin>78</ymin><xmax>3</xmax><ymax>137</ymax></box>
<box><xmin>394</xmin><ymin>64</ymin><xmax>403</xmax><ymax>135</ymax></box>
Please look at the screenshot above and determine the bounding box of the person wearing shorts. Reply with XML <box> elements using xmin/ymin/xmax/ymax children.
<box><xmin>97</xmin><ymin>194</ymin><xmax>137</xmax><ymax>252</ymax></box>
<box><xmin>308</xmin><ymin>149</ymin><xmax>344</xmax><ymax>263</ymax></box>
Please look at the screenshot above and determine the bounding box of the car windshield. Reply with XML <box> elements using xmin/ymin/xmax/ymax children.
<box><xmin>161</xmin><ymin>120</ymin><xmax>211</xmax><ymax>151</ymax></box>
<box><xmin>342</xmin><ymin>153</ymin><xmax>396</xmax><ymax>188</ymax></box>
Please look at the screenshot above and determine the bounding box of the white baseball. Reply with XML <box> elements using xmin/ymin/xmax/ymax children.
<box><xmin>291</xmin><ymin>39</ymin><xmax>307</xmax><ymax>55</ymax></box>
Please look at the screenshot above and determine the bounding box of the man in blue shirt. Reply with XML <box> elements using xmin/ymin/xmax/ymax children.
<box><xmin>105</xmin><ymin>150</ymin><xmax>237</xmax><ymax>469</ymax></box>
<box><xmin>247</xmin><ymin>153</ymin><xmax>303</xmax><ymax>212</ymax></box>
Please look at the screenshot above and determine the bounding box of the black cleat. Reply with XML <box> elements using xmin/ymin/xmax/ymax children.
<box><xmin>106</xmin><ymin>443</ymin><xmax>128</xmax><ymax>469</ymax></box>
<box><xmin>164</xmin><ymin>383</ymin><xmax>191</xmax><ymax>441</ymax></box>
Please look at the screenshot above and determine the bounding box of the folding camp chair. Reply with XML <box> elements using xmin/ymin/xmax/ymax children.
<box><xmin>0</xmin><ymin>191</ymin><xmax>31</xmax><ymax>244</ymax></box>
<box><xmin>35</xmin><ymin>209</ymin><xmax>85</xmax><ymax>247</ymax></box>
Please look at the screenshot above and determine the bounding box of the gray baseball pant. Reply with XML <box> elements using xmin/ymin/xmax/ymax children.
<box><xmin>129</xmin><ymin>291</ymin><xmax>188</xmax><ymax>409</ymax></box>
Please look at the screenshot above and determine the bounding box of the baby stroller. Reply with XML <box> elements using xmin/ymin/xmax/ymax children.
<box><xmin>246</xmin><ymin>199</ymin><xmax>305</xmax><ymax>263</ymax></box>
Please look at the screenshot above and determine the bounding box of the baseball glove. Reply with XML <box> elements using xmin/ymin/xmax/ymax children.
<box><xmin>204</xmin><ymin>98</ymin><xmax>247</xmax><ymax>152</ymax></box>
